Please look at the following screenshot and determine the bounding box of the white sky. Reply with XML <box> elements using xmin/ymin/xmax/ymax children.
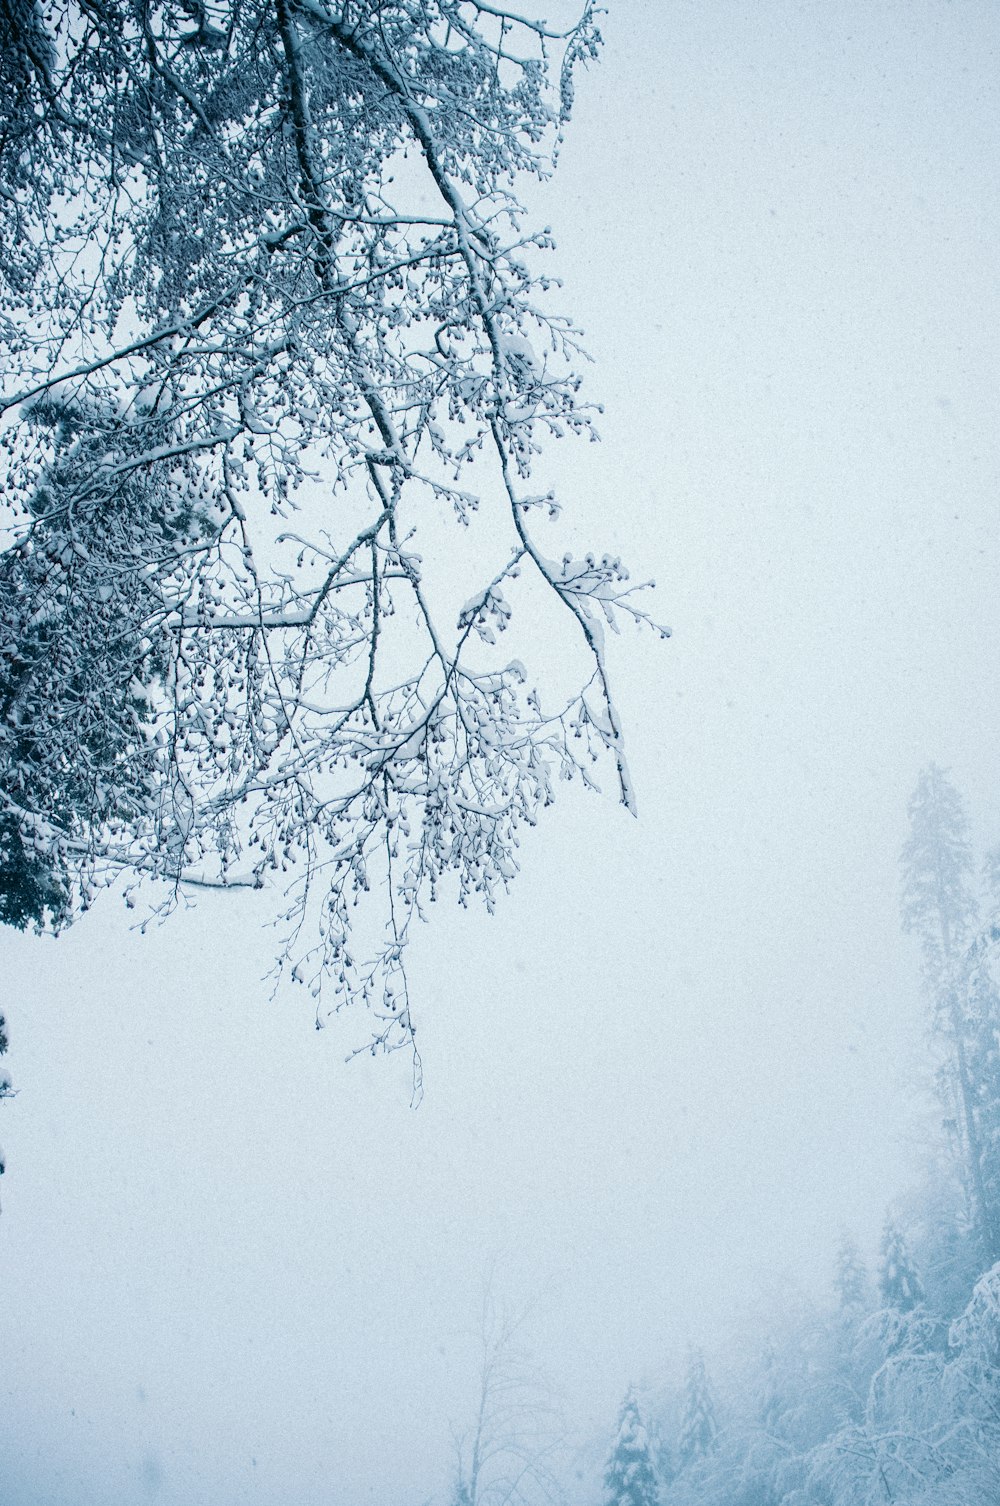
<box><xmin>3</xmin><ymin>2</ymin><xmax>1000</xmax><ymax>1502</ymax></box>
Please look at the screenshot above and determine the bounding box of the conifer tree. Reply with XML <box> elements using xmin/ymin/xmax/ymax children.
<box><xmin>647</xmin><ymin>1415</ymin><xmax>674</xmax><ymax>1491</ymax></box>
<box><xmin>878</xmin><ymin>1219</ymin><xmax>924</xmax><ymax>1313</ymax></box>
<box><xmin>676</xmin><ymin>1352</ymin><xmax>717</xmax><ymax>1470</ymax></box>
<box><xmin>901</xmin><ymin>765</ymin><xmax>1000</xmax><ymax>1263</ymax></box>
<box><xmin>964</xmin><ymin>939</ymin><xmax>1000</xmax><ymax>1231</ymax></box>
<box><xmin>603</xmin><ymin>1388</ymin><xmax>659</xmax><ymax>1506</ymax></box>
<box><xmin>901</xmin><ymin>765</ymin><xmax>979</xmax><ymax>995</ymax></box>
<box><xmin>834</xmin><ymin>1234</ymin><xmax>869</xmax><ymax>1314</ymax></box>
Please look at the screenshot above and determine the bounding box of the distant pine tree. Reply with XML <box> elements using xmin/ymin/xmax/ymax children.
<box><xmin>964</xmin><ymin>938</ymin><xmax>1000</xmax><ymax>1237</ymax></box>
<box><xmin>901</xmin><ymin>765</ymin><xmax>979</xmax><ymax>996</ymax></box>
<box><xmin>879</xmin><ymin>1218</ymin><xmax>925</xmax><ymax>1312</ymax></box>
<box><xmin>902</xmin><ymin>765</ymin><xmax>1000</xmax><ymax>1264</ymax></box>
<box><xmin>646</xmin><ymin>1413</ymin><xmax>674</xmax><ymax>1489</ymax></box>
<box><xmin>677</xmin><ymin>1351</ymin><xmax>717</xmax><ymax>1469</ymax></box>
<box><xmin>834</xmin><ymin>1233</ymin><xmax>869</xmax><ymax>1313</ymax></box>
<box><xmin>603</xmin><ymin>1388</ymin><xmax>659</xmax><ymax>1506</ymax></box>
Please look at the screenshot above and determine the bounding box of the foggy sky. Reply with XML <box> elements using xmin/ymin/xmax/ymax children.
<box><xmin>3</xmin><ymin>2</ymin><xmax>1000</xmax><ymax>1503</ymax></box>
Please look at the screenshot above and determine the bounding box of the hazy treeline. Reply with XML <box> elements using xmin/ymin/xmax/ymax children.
<box><xmin>437</xmin><ymin>765</ymin><xmax>1000</xmax><ymax>1506</ymax></box>
<box><xmin>599</xmin><ymin>765</ymin><xmax>1000</xmax><ymax>1506</ymax></box>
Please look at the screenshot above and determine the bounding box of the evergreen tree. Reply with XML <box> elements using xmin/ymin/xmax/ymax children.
<box><xmin>901</xmin><ymin>765</ymin><xmax>979</xmax><ymax>996</ymax></box>
<box><xmin>878</xmin><ymin>1219</ymin><xmax>924</xmax><ymax>1312</ymax></box>
<box><xmin>834</xmin><ymin>1234</ymin><xmax>869</xmax><ymax>1314</ymax></box>
<box><xmin>647</xmin><ymin>1414</ymin><xmax>674</xmax><ymax>1490</ymax></box>
<box><xmin>964</xmin><ymin>939</ymin><xmax>1000</xmax><ymax>1230</ymax></box>
<box><xmin>603</xmin><ymin>1388</ymin><xmax>659</xmax><ymax>1506</ymax></box>
<box><xmin>901</xmin><ymin>765</ymin><xmax>1000</xmax><ymax>1264</ymax></box>
<box><xmin>676</xmin><ymin>1352</ymin><xmax>718</xmax><ymax>1470</ymax></box>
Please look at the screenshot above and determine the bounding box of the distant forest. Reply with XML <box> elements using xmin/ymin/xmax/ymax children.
<box><xmin>443</xmin><ymin>765</ymin><xmax>1000</xmax><ymax>1506</ymax></box>
<box><xmin>597</xmin><ymin>765</ymin><xmax>1000</xmax><ymax>1506</ymax></box>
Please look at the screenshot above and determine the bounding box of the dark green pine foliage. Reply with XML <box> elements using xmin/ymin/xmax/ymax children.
<box><xmin>603</xmin><ymin>1388</ymin><xmax>660</xmax><ymax>1506</ymax></box>
<box><xmin>676</xmin><ymin>1352</ymin><xmax>717</xmax><ymax>1470</ymax></box>
<box><xmin>0</xmin><ymin>397</ymin><xmax>208</xmax><ymax>930</ymax></box>
<box><xmin>878</xmin><ymin>1219</ymin><xmax>925</xmax><ymax>1312</ymax></box>
<box><xmin>0</xmin><ymin>810</ymin><xmax>70</xmax><ymax>931</ymax></box>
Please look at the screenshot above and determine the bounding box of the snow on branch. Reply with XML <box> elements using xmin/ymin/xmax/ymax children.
<box><xmin>0</xmin><ymin>0</ymin><xmax>663</xmax><ymax>1089</ymax></box>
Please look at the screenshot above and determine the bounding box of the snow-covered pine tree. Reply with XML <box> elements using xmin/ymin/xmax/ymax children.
<box><xmin>878</xmin><ymin>1218</ymin><xmax>925</xmax><ymax>1313</ymax></box>
<box><xmin>901</xmin><ymin>766</ymin><xmax>1000</xmax><ymax>1263</ymax></box>
<box><xmin>676</xmin><ymin>1352</ymin><xmax>717</xmax><ymax>1470</ymax></box>
<box><xmin>964</xmin><ymin>933</ymin><xmax>1000</xmax><ymax>1240</ymax></box>
<box><xmin>647</xmin><ymin>1414</ymin><xmax>674</xmax><ymax>1491</ymax></box>
<box><xmin>901</xmin><ymin>765</ymin><xmax>979</xmax><ymax>997</ymax></box>
<box><xmin>603</xmin><ymin>1388</ymin><xmax>659</xmax><ymax>1506</ymax></box>
<box><xmin>834</xmin><ymin>1234</ymin><xmax>869</xmax><ymax>1314</ymax></box>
